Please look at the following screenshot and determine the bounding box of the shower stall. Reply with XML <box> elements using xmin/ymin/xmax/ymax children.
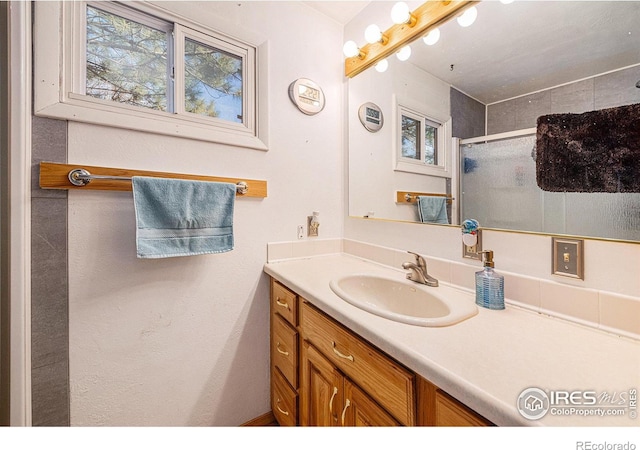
<box><xmin>459</xmin><ymin>130</ymin><xmax>640</xmax><ymax>242</ymax></box>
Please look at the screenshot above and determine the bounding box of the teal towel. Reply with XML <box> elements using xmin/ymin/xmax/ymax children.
<box><xmin>132</xmin><ymin>176</ymin><xmax>235</xmax><ymax>259</ymax></box>
<box><xmin>417</xmin><ymin>196</ymin><xmax>449</xmax><ymax>224</ymax></box>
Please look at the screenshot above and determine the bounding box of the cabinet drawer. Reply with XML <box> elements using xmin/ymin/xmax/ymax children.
<box><xmin>271</xmin><ymin>280</ymin><xmax>298</xmax><ymax>327</ymax></box>
<box><xmin>272</xmin><ymin>369</ymin><xmax>298</xmax><ymax>426</ymax></box>
<box><xmin>300</xmin><ymin>302</ymin><xmax>416</xmax><ymax>425</ymax></box>
<box><xmin>271</xmin><ymin>313</ymin><xmax>298</xmax><ymax>389</ymax></box>
<box><xmin>435</xmin><ymin>390</ymin><xmax>492</xmax><ymax>426</ymax></box>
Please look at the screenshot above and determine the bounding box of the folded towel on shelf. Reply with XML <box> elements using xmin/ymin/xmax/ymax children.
<box><xmin>417</xmin><ymin>196</ymin><xmax>449</xmax><ymax>224</ymax></box>
<box><xmin>132</xmin><ymin>176</ymin><xmax>235</xmax><ymax>259</ymax></box>
<box><xmin>536</xmin><ymin>102</ymin><xmax>640</xmax><ymax>192</ymax></box>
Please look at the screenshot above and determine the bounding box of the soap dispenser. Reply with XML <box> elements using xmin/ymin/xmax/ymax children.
<box><xmin>475</xmin><ymin>250</ymin><xmax>505</xmax><ymax>310</ymax></box>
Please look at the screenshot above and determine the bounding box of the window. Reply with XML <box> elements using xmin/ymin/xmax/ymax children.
<box><xmin>176</xmin><ymin>25</ymin><xmax>251</xmax><ymax>129</ymax></box>
<box><xmin>85</xmin><ymin>4</ymin><xmax>172</xmax><ymax>112</ymax></box>
<box><xmin>183</xmin><ymin>38</ymin><xmax>243</xmax><ymax>122</ymax></box>
<box><xmin>400</xmin><ymin>114</ymin><xmax>439</xmax><ymax>165</ymax></box>
<box><xmin>396</xmin><ymin>104</ymin><xmax>451</xmax><ymax>177</ymax></box>
<box><xmin>34</xmin><ymin>1</ymin><xmax>268</xmax><ymax>150</ymax></box>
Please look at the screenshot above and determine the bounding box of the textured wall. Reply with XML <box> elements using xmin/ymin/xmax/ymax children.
<box><xmin>487</xmin><ymin>65</ymin><xmax>640</xmax><ymax>135</ymax></box>
<box><xmin>450</xmin><ymin>88</ymin><xmax>485</xmax><ymax>140</ymax></box>
<box><xmin>30</xmin><ymin>116</ymin><xmax>69</xmax><ymax>426</ymax></box>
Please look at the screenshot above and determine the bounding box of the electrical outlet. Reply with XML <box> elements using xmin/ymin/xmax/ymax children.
<box><xmin>297</xmin><ymin>225</ymin><xmax>304</xmax><ymax>240</ymax></box>
<box><xmin>462</xmin><ymin>230</ymin><xmax>482</xmax><ymax>260</ymax></box>
<box><xmin>307</xmin><ymin>216</ymin><xmax>319</xmax><ymax>237</ymax></box>
<box><xmin>552</xmin><ymin>237</ymin><xmax>584</xmax><ymax>279</ymax></box>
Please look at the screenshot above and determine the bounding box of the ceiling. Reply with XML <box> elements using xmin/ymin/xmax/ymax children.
<box><xmin>304</xmin><ymin>1</ymin><xmax>370</xmax><ymax>24</ymax></box>
<box><xmin>308</xmin><ymin>0</ymin><xmax>640</xmax><ymax>104</ymax></box>
<box><xmin>412</xmin><ymin>1</ymin><xmax>640</xmax><ymax>104</ymax></box>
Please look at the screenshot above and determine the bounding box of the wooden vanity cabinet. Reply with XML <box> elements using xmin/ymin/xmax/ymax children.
<box><xmin>300</xmin><ymin>301</ymin><xmax>414</xmax><ymax>426</ymax></box>
<box><xmin>269</xmin><ymin>277</ymin><xmax>492</xmax><ymax>427</ymax></box>
<box><xmin>270</xmin><ymin>281</ymin><xmax>299</xmax><ymax>425</ymax></box>
<box><xmin>300</xmin><ymin>338</ymin><xmax>401</xmax><ymax>426</ymax></box>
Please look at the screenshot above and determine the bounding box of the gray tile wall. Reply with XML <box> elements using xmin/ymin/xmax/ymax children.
<box><xmin>450</xmin><ymin>87</ymin><xmax>486</xmax><ymax>139</ymax></box>
<box><xmin>31</xmin><ymin>116</ymin><xmax>69</xmax><ymax>426</ymax></box>
<box><xmin>487</xmin><ymin>66</ymin><xmax>640</xmax><ymax>135</ymax></box>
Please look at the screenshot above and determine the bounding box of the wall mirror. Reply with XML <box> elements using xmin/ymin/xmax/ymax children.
<box><xmin>347</xmin><ymin>0</ymin><xmax>640</xmax><ymax>242</ymax></box>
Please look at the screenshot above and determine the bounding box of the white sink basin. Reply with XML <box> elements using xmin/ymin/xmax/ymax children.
<box><xmin>329</xmin><ymin>274</ymin><xmax>478</xmax><ymax>327</ymax></box>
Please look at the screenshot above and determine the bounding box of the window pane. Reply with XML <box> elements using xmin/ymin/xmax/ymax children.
<box><xmin>184</xmin><ymin>38</ymin><xmax>243</xmax><ymax>123</ymax></box>
<box><xmin>401</xmin><ymin>115</ymin><xmax>420</xmax><ymax>160</ymax></box>
<box><xmin>85</xmin><ymin>5</ymin><xmax>169</xmax><ymax>111</ymax></box>
<box><xmin>424</xmin><ymin>123</ymin><xmax>438</xmax><ymax>165</ymax></box>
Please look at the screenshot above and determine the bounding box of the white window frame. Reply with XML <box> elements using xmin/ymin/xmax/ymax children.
<box><xmin>34</xmin><ymin>1</ymin><xmax>269</xmax><ymax>151</ymax></box>
<box><xmin>394</xmin><ymin>102</ymin><xmax>452</xmax><ymax>178</ymax></box>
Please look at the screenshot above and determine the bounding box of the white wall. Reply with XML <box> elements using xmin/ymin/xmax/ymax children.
<box><xmin>66</xmin><ymin>1</ymin><xmax>344</xmax><ymax>426</ymax></box>
<box><xmin>348</xmin><ymin>59</ymin><xmax>450</xmax><ymax>221</ymax></box>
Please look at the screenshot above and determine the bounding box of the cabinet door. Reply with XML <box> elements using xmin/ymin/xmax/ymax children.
<box><xmin>271</xmin><ymin>368</ymin><xmax>298</xmax><ymax>426</ymax></box>
<box><xmin>435</xmin><ymin>390</ymin><xmax>492</xmax><ymax>426</ymax></box>
<box><xmin>300</xmin><ymin>341</ymin><xmax>343</xmax><ymax>426</ymax></box>
<box><xmin>341</xmin><ymin>379</ymin><xmax>401</xmax><ymax>427</ymax></box>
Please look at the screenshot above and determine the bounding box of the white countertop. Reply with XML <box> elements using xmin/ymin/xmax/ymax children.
<box><xmin>264</xmin><ymin>253</ymin><xmax>640</xmax><ymax>427</ymax></box>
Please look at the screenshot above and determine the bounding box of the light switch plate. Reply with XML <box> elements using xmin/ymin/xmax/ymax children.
<box><xmin>552</xmin><ymin>237</ymin><xmax>584</xmax><ymax>279</ymax></box>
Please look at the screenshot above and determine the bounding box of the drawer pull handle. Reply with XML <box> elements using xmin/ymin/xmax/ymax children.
<box><xmin>341</xmin><ymin>399</ymin><xmax>351</xmax><ymax>426</ymax></box>
<box><xmin>275</xmin><ymin>297</ymin><xmax>289</xmax><ymax>309</ymax></box>
<box><xmin>332</xmin><ymin>341</ymin><xmax>354</xmax><ymax>362</ymax></box>
<box><xmin>276</xmin><ymin>342</ymin><xmax>289</xmax><ymax>356</ymax></box>
<box><xmin>328</xmin><ymin>386</ymin><xmax>339</xmax><ymax>421</ymax></box>
<box><xmin>276</xmin><ymin>399</ymin><xmax>289</xmax><ymax>416</ymax></box>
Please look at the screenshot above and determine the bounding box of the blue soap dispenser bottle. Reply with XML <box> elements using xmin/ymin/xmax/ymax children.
<box><xmin>475</xmin><ymin>250</ymin><xmax>505</xmax><ymax>310</ymax></box>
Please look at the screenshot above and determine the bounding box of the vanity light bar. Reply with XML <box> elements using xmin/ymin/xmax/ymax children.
<box><xmin>344</xmin><ymin>1</ymin><xmax>479</xmax><ymax>78</ymax></box>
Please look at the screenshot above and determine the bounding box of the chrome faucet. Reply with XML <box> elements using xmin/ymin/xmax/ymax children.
<box><xmin>402</xmin><ymin>251</ymin><xmax>439</xmax><ymax>287</ymax></box>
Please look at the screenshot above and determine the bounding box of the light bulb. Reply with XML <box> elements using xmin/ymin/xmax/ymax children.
<box><xmin>375</xmin><ymin>59</ymin><xmax>388</xmax><ymax>73</ymax></box>
<box><xmin>343</xmin><ymin>40</ymin><xmax>360</xmax><ymax>58</ymax></box>
<box><xmin>391</xmin><ymin>2</ymin><xmax>411</xmax><ymax>24</ymax></box>
<box><xmin>422</xmin><ymin>28</ymin><xmax>440</xmax><ymax>46</ymax></box>
<box><xmin>396</xmin><ymin>45</ymin><xmax>411</xmax><ymax>61</ymax></box>
<box><xmin>457</xmin><ymin>6</ymin><xmax>478</xmax><ymax>27</ymax></box>
<box><xmin>365</xmin><ymin>24</ymin><xmax>383</xmax><ymax>44</ymax></box>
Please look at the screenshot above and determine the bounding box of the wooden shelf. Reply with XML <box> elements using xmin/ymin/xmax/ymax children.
<box><xmin>397</xmin><ymin>191</ymin><xmax>453</xmax><ymax>204</ymax></box>
<box><xmin>39</xmin><ymin>162</ymin><xmax>267</xmax><ymax>198</ymax></box>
